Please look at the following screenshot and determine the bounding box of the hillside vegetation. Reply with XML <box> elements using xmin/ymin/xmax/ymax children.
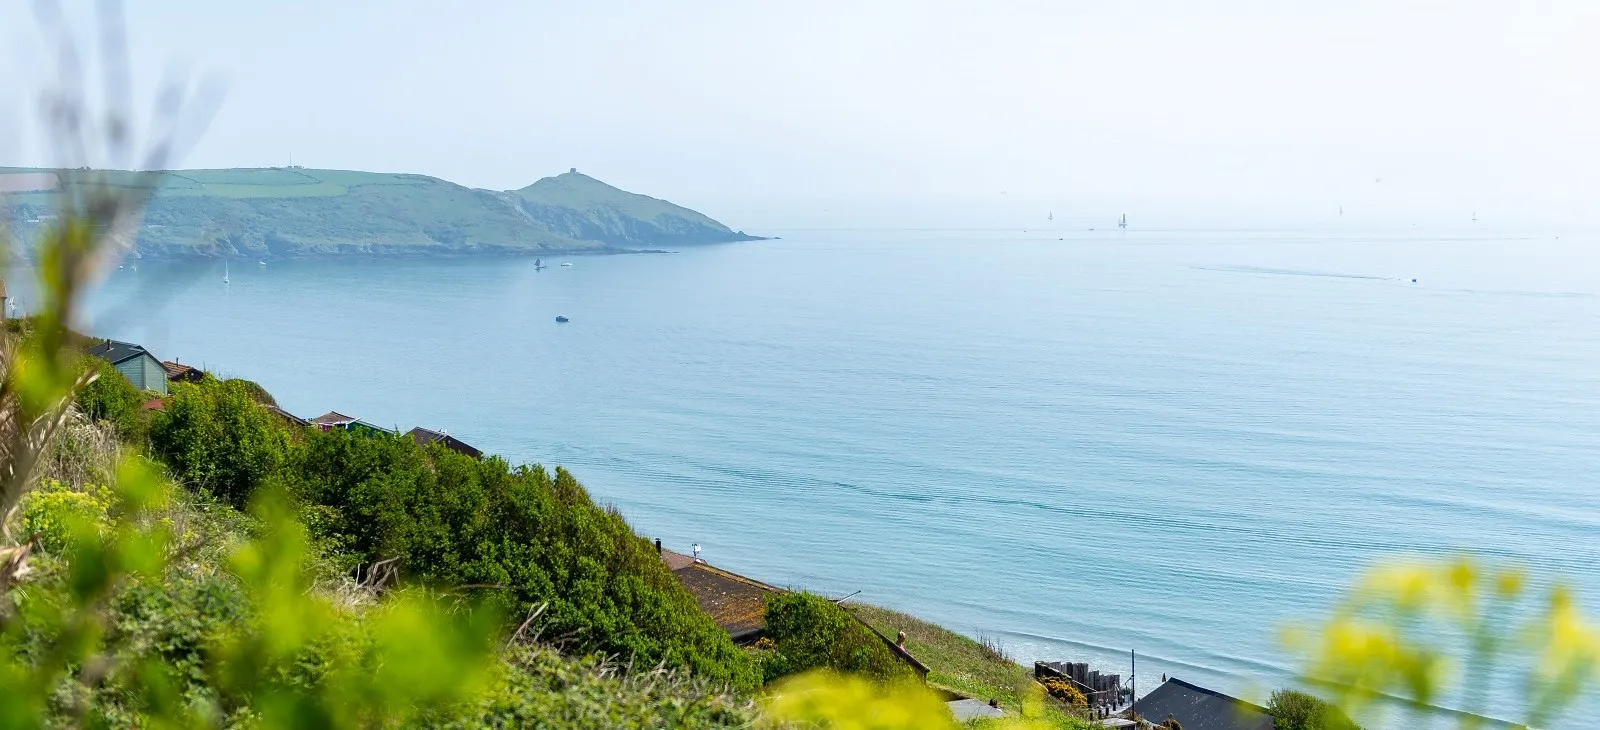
<box><xmin>0</xmin><ymin>166</ymin><xmax>761</xmax><ymax>259</ymax></box>
<box><xmin>145</xmin><ymin>376</ymin><xmax>759</xmax><ymax>689</ymax></box>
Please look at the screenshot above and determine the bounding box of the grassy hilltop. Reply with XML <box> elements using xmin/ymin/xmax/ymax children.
<box><xmin>0</xmin><ymin>166</ymin><xmax>762</xmax><ymax>259</ymax></box>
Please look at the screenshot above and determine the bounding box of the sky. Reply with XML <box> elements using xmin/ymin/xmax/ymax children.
<box><xmin>2</xmin><ymin>0</ymin><xmax>1598</xmax><ymax>228</ymax></box>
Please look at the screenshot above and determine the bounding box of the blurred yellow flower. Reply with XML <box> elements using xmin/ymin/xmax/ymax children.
<box><xmin>1288</xmin><ymin>557</ymin><xmax>1598</xmax><ymax>729</ymax></box>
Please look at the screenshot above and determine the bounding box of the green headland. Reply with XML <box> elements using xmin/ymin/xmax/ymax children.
<box><xmin>0</xmin><ymin>166</ymin><xmax>762</xmax><ymax>259</ymax></box>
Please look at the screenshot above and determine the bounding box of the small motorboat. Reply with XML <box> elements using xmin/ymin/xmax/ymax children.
<box><xmin>560</xmin><ymin>262</ymin><xmax>573</xmax><ymax>267</ymax></box>
<box><xmin>555</xmin><ymin>315</ymin><xmax>570</xmax><ymax>323</ymax></box>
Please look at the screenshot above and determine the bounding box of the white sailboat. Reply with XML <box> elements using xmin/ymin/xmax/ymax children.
<box><xmin>223</xmin><ymin>262</ymin><xmax>230</xmax><ymax>284</ymax></box>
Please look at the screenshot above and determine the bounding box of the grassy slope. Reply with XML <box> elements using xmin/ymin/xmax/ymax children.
<box><xmin>511</xmin><ymin>171</ymin><xmax>762</xmax><ymax>247</ymax></box>
<box><xmin>0</xmin><ymin>166</ymin><xmax>758</xmax><ymax>258</ymax></box>
<box><xmin>851</xmin><ymin>603</ymin><xmax>1097</xmax><ymax>729</ymax></box>
<box><xmin>19</xmin><ymin>416</ymin><xmax>762</xmax><ymax>729</ymax></box>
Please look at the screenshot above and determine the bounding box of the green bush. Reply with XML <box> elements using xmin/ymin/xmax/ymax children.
<box><xmin>76</xmin><ymin>356</ymin><xmax>146</xmax><ymax>438</ymax></box>
<box><xmin>19</xmin><ymin>479</ymin><xmax>115</xmax><ymax>553</ymax></box>
<box><xmin>288</xmin><ymin>427</ymin><xmax>759</xmax><ymax>689</ymax></box>
<box><xmin>134</xmin><ymin>375</ymin><xmax>759</xmax><ymax>690</ymax></box>
<box><xmin>1267</xmin><ymin>689</ymin><xmax>1362</xmax><ymax>730</ymax></box>
<box><xmin>760</xmin><ymin>592</ymin><xmax>913</xmax><ymax>684</ymax></box>
<box><xmin>147</xmin><ymin>377</ymin><xmax>290</xmax><ymax>507</ymax></box>
<box><xmin>223</xmin><ymin>377</ymin><xmax>279</xmax><ymax>408</ymax></box>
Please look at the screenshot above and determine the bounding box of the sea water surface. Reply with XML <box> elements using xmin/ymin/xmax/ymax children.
<box><xmin>73</xmin><ymin>229</ymin><xmax>1600</xmax><ymax>722</ymax></box>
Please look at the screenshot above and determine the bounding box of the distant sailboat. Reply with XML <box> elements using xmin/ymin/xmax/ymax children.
<box><xmin>534</xmin><ymin>257</ymin><xmax>545</xmax><ymax>271</ymax></box>
<box><xmin>1047</xmin><ymin>211</ymin><xmax>1054</xmax><ymax>221</ymax></box>
<box><xmin>1118</xmin><ymin>214</ymin><xmax>1128</xmax><ymax>230</ymax></box>
<box><xmin>1472</xmin><ymin>211</ymin><xmax>1477</xmax><ymax>222</ymax></box>
<box><xmin>223</xmin><ymin>262</ymin><xmax>230</xmax><ymax>284</ymax></box>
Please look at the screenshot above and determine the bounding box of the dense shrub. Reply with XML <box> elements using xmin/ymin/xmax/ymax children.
<box><xmin>223</xmin><ymin>377</ymin><xmax>279</xmax><ymax>407</ymax></box>
<box><xmin>138</xmin><ymin>377</ymin><xmax>757</xmax><ymax>688</ymax></box>
<box><xmin>288</xmin><ymin>427</ymin><xmax>759</xmax><ymax>689</ymax></box>
<box><xmin>147</xmin><ymin>377</ymin><xmax>290</xmax><ymax>507</ymax></box>
<box><xmin>76</xmin><ymin>356</ymin><xmax>146</xmax><ymax>438</ymax></box>
<box><xmin>457</xmin><ymin>646</ymin><xmax>760</xmax><ymax>728</ymax></box>
<box><xmin>759</xmin><ymin>592</ymin><xmax>913</xmax><ymax>683</ymax></box>
<box><xmin>19</xmin><ymin>479</ymin><xmax>115</xmax><ymax>553</ymax></box>
<box><xmin>1267</xmin><ymin>689</ymin><xmax>1362</xmax><ymax>730</ymax></box>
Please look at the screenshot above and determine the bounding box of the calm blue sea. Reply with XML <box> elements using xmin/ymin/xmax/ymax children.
<box><xmin>66</xmin><ymin>228</ymin><xmax>1600</xmax><ymax>723</ymax></box>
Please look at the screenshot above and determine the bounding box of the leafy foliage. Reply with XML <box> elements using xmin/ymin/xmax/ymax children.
<box><xmin>74</xmin><ymin>357</ymin><xmax>145</xmax><ymax>439</ymax></box>
<box><xmin>140</xmin><ymin>381</ymin><xmax>759</xmax><ymax>689</ymax></box>
<box><xmin>7</xmin><ymin>463</ymin><xmax>758</xmax><ymax>728</ymax></box>
<box><xmin>759</xmin><ymin>592</ymin><xmax>913</xmax><ymax>684</ymax></box>
<box><xmin>147</xmin><ymin>377</ymin><xmax>290</xmax><ymax>508</ymax></box>
<box><xmin>1266</xmin><ymin>689</ymin><xmax>1360</xmax><ymax>730</ymax></box>
<box><xmin>290</xmin><ymin>427</ymin><xmax>759</xmax><ymax>689</ymax></box>
<box><xmin>460</xmin><ymin>646</ymin><xmax>760</xmax><ymax>729</ymax></box>
<box><xmin>222</xmin><ymin>377</ymin><xmax>278</xmax><ymax>408</ymax></box>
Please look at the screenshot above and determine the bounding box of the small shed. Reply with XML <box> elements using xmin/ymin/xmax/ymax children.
<box><xmin>1129</xmin><ymin>678</ymin><xmax>1274</xmax><ymax>730</ymax></box>
<box><xmin>406</xmin><ymin>427</ymin><xmax>483</xmax><ymax>459</ymax></box>
<box><xmin>162</xmin><ymin>360</ymin><xmax>206</xmax><ymax>384</ymax></box>
<box><xmin>84</xmin><ymin>340</ymin><xmax>167</xmax><ymax>394</ymax></box>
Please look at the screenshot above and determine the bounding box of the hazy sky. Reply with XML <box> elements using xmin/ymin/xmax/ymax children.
<box><xmin>3</xmin><ymin>1</ymin><xmax>1598</xmax><ymax>227</ymax></box>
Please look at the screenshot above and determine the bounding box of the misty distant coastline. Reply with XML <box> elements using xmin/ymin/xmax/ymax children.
<box><xmin>0</xmin><ymin>167</ymin><xmax>765</xmax><ymax>260</ymax></box>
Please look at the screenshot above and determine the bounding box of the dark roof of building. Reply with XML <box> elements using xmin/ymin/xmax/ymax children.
<box><xmin>85</xmin><ymin>339</ymin><xmax>156</xmax><ymax>366</ymax></box>
<box><xmin>661</xmin><ymin>549</ymin><xmax>697</xmax><ymax>571</ymax></box>
<box><xmin>161</xmin><ymin>360</ymin><xmax>205</xmax><ymax>381</ymax></box>
<box><xmin>661</xmin><ymin>550</ymin><xmax>778</xmax><ymax>642</ymax></box>
<box><xmin>311</xmin><ymin>411</ymin><xmax>357</xmax><ymax>425</ymax></box>
<box><xmin>1132</xmin><ymin>679</ymin><xmax>1274</xmax><ymax>730</ymax></box>
<box><xmin>406</xmin><ymin>427</ymin><xmax>483</xmax><ymax>459</ymax></box>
